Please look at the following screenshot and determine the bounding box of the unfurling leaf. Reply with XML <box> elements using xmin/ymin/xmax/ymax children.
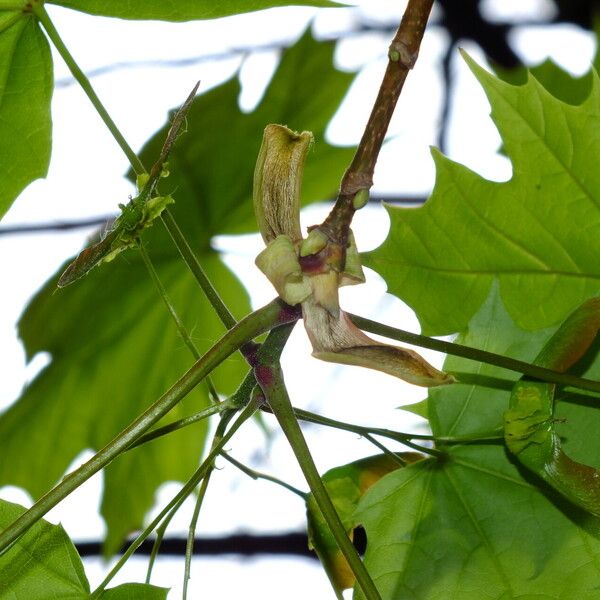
<box><xmin>57</xmin><ymin>194</ymin><xmax>174</xmax><ymax>287</ymax></box>
<box><xmin>253</xmin><ymin>123</ymin><xmax>452</xmax><ymax>387</ymax></box>
<box><xmin>58</xmin><ymin>82</ymin><xmax>199</xmax><ymax>287</ymax></box>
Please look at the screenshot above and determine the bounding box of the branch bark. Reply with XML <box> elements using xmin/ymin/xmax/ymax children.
<box><xmin>319</xmin><ymin>0</ymin><xmax>434</xmax><ymax>250</ymax></box>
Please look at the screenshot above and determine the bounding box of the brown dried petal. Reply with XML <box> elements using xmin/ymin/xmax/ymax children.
<box><xmin>253</xmin><ymin>124</ymin><xmax>313</xmax><ymax>244</ymax></box>
<box><xmin>303</xmin><ymin>298</ymin><xmax>453</xmax><ymax>387</ymax></box>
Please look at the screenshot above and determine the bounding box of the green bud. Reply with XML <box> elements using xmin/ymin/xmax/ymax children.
<box><xmin>340</xmin><ymin>230</ymin><xmax>366</xmax><ymax>286</ymax></box>
<box><xmin>388</xmin><ymin>48</ymin><xmax>401</xmax><ymax>62</ymax></box>
<box><xmin>352</xmin><ymin>189</ymin><xmax>369</xmax><ymax>210</ymax></box>
<box><xmin>136</xmin><ymin>173</ymin><xmax>150</xmax><ymax>191</ymax></box>
<box><xmin>300</xmin><ymin>228</ymin><xmax>328</xmax><ymax>257</ymax></box>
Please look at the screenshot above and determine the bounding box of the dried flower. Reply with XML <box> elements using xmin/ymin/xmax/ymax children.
<box><xmin>253</xmin><ymin>124</ymin><xmax>453</xmax><ymax>387</ymax></box>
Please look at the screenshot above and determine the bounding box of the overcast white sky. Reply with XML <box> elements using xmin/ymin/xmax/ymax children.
<box><xmin>0</xmin><ymin>1</ymin><xmax>596</xmax><ymax>598</ymax></box>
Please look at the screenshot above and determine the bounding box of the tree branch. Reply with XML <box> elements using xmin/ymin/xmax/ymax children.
<box><xmin>319</xmin><ymin>0</ymin><xmax>434</xmax><ymax>249</ymax></box>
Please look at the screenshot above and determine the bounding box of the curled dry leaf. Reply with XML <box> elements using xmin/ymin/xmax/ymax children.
<box><xmin>253</xmin><ymin>123</ymin><xmax>453</xmax><ymax>387</ymax></box>
<box><xmin>253</xmin><ymin>123</ymin><xmax>313</xmax><ymax>244</ymax></box>
<box><xmin>303</xmin><ymin>298</ymin><xmax>452</xmax><ymax>387</ymax></box>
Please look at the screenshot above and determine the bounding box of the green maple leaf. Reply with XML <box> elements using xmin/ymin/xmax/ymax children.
<box><xmin>0</xmin><ymin>498</ymin><xmax>167</xmax><ymax>599</ymax></box>
<box><xmin>307</xmin><ymin>453</ymin><xmax>418</xmax><ymax>596</ymax></box>
<box><xmin>353</xmin><ymin>287</ymin><xmax>600</xmax><ymax>599</ymax></box>
<box><xmin>363</xmin><ymin>52</ymin><xmax>600</xmax><ymax>336</ymax></box>
<box><xmin>496</xmin><ymin>58</ymin><xmax>596</xmax><ymax>106</ymax></box>
<box><xmin>0</xmin><ymin>30</ymin><xmax>355</xmax><ymax>554</ymax></box>
<box><xmin>494</xmin><ymin>25</ymin><xmax>600</xmax><ymax>106</ymax></box>
<box><xmin>0</xmin><ymin>4</ymin><xmax>52</xmax><ymax>219</ymax></box>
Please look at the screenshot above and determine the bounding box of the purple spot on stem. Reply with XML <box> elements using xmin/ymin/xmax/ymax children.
<box><xmin>255</xmin><ymin>364</ymin><xmax>274</xmax><ymax>387</ymax></box>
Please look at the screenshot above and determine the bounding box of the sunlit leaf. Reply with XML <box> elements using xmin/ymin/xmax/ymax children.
<box><xmin>99</xmin><ymin>583</ymin><xmax>168</xmax><ymax>599</ymax></box>
<box><xmin>0</xmin><ymin>498</ymin><xmax>88</xmax><ymax>599</ymax></box>
<box><xmin>496</xmin><ymin>58</ymin><xmax>595</xmax><ymax>106</ymax></box>
<box><xmin>48</xmin><ymin>0</ymin><xmax>343</xmax><ymax>21</ymax></box>
<box><xmin>364</xmin><ymin>54</ymin><xmax>600</xmax><ymax>335</ymax></box>
<box><xmin>0</xmin><ymin>498</ymin><xmax>169</xmax><ymax>599</ymax></box>
<box><xmin>0</xmin><ymin>6</ymin><xmax>52</xmax><ymax>219</ymax></box>
<box><xmin>353</xmin><ymin>287</ymin><xmax>600</xmax><ymax>599</ymax></box>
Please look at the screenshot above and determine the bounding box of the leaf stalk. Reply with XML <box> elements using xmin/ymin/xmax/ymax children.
<box><xmin>350</xmin><ymin>313</ymin><xmax>600</xmax><ymax>394</ymax></box>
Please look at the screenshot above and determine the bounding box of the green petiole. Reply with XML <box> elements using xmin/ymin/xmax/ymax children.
<box><xmin>91</xmin><ymin>398</ymin><xmax>258</xmax><ymax>597</ymax></box>
<box><xmin>350</xmin><ymin>313</ymin><xmax>600</xmax><ymax>394</ymax></box>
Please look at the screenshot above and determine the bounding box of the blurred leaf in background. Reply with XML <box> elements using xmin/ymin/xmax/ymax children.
<box><xmin>0</xmin><ymin>28</ymin><xmax>356</xmax><ymax>553</ymax></box>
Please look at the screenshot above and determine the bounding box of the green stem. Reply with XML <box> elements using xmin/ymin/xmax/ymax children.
<box><xmin>220</xmin><ymin>452</ymin><xmax>306</xmax><ymax>498</ymax></box>
<box><xmin>289</xmin><ymin>407</ymin><xmax>451</xmax><ymax>454</ymax></box>
<box><xmin>91</xmin><ymin>399</ymin><xmax>258</xmax><ymax>597</ymax></box>
<box><xmin>128</xmin><ymin>401</ymin><xmax>233</xmax><ymax>449</ymax></box>
<box><xmin>138</xmin><ymin>241</ymin><xmax>201</xmax><ymax>359</ymax></box>
<box><xmin>145</xmin><ymin>375</ymin><xmax>255</xmax><ymax>583</ymax></box>
<box><xmin>183</xmin><ymin>471</ymin><xmax>212</xmax><ymax>599</ymax></box>
<box><xmin>434</xmin><ymin>431</ymin><xmax>504</xmax><ymax>444</ymax></box>
<box><xmin>131</xmin><ymin>369</ymin><xmax>257</xmax><ymax>450</ymax></box>
<box><xmin>290</xmin><ymin>407</ymin><xmax>417</xmax><ymax>443</ymax></box>
<box><xmin>145</xmin><ymin>511</ymin><xmax>174</xmax><ymax>584</ymax></box>
<box><xmin>267</xmin><ymin>378</ymin><xmax>380</xmax><ymax>600</ymax></box>
<box><xmin>160</xmin><ymin>211</ymin><xmax>237</xmax><ymax>330</ymax></box>
<box><xmin>32</xmin><ymin>4</ymin><xmax>145</xmax><ymax>175</ymax></box>
<box><xmin>205</xmin><ymin>377</ymin><xmax>220</xmax><ymax>404</ymax></box>
<box><xmin>350</xmin><ymin>313</ymin><xmax>600</xmax><ymax>394</ymax></box>
<box><xmin>0</xmin><ymin>299</ymin><xmax>292</xmax><ymax>555</ymax></box>
<box><xmin>362</xmin><ymin>434</ymin><xmax>409</xmax><ymax>466</ymax></box>
<box><xmin>138</xmin><ymin>240</ymin><xmax>220</xmax><ymax>399</ymax></box>
<box><xmin>255</xmin><ymin>326</ymin><xmax>381</xmax><ymax>600</ymax></box>
<box><xmin>182</xmin><ymin>408</ymin><xmax>237</xmax><ymax>599</ymax></box>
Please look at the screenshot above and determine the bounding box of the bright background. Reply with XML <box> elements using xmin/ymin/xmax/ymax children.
<box><xmin>0</xmin><ymin>0</ymin><xmax>595</xmax><ymax>597</ymax></box>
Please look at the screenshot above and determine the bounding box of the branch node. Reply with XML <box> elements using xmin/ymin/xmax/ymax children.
<box><xmin>388</xmin><ymin>41</ymin><xmax>418</xmax><ymax>68</ymax></box>
<box><xmin>341</xmin><ymin>171</ymin><xmax>373</xmax><ymax>196</ymax></box>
